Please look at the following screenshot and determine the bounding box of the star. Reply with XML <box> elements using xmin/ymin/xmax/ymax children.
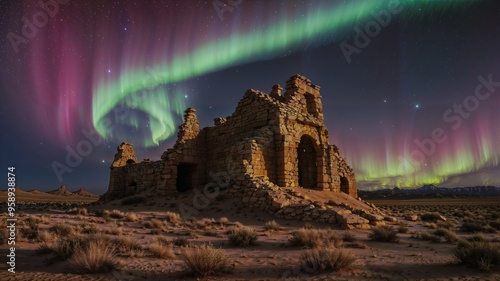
<box><xmin>415</xmin><ymin>104</ymin><xmax>420</xmax><ymax>108</ymax></box>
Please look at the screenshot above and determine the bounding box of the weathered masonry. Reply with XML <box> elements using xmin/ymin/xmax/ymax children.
<box><xmin>107</xmin><ymin>74</ymin><xmax>357</xmax><ymax>199</ymax></box>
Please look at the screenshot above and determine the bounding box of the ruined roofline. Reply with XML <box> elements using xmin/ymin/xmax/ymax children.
<box><xmin>209</xmin><ymin>74</ymin><xmax>323</xmax><ymax>126</ymax></box>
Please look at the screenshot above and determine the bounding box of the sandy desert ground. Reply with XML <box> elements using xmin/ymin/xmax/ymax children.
<box><xmin>0</xmin><ymin>190</ymin><xmax>499</xmax><ymax>281</ymax></box>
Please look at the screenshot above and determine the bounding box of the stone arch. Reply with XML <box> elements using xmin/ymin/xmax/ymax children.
<box><xmin>126</xmin><ymin>159</ymin><xmax>136</xmax><ymax>164</ymax></box>
<box><xmin>340</xmin><ymin>176</ymin><xmax>349</xmax><ymax>194</ymax></box>
<box><xmin>297</xmin><ymin>135</ymin><xmax>318</xmax><ymax>189</ymax></box>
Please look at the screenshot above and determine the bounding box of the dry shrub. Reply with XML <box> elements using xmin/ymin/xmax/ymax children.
<box><xmin>81</xmin><ymin>223</ymin><xmax>99</xmax><ymax>234</ymax></box>
<box><xmin>67</xmin><ymin>208</ymin><xmax>88</xmax><ymax>215</ymax></box>
<box><xmin>290</xmin><ymin>228</ymin><xmax>342</xmax><ymax>248</ymax></box>
<box><xmin>455</xmin><ymin>240</ymin><xmax>500</xmax><ymax>271</ymax></box>
<box><xmin>228</xmin><ymin>226</ymin><xmax>258</xmax><ymax>247</ymax></box>
<box><xmin>342</xmin><ymin>231</ymin><xmax>356</xmax><ymax>242</ymax></box>
<box><xmin>38</xmin><ymin>230</ymin><xmax>52</xmax><ymax>243</ymax></box>
<box><xmin>369</xmin><ymin>226</ymin><xmax>399</xmax><ymax>243</ymax></box>
<box><xmin>94</xmin><ymin>209</ymin><xmax>111</xmax><ymax>217</ymax></box>
<box><xmin>111</xmin><ymin>236</ymin><xmax>142</xmax><ymax>254</ymax></box>
<box><xmin>264</xmin><ymin>220</ymin><xmax>281</xmax><ymax>231</ymax></box>
<box><xmin>109</xmin><ymin>210</ymin><xmax>125</xmax><ymax>219</ymax></box>
<box><xmin>461</xmin><ymin>222</ymin><xmax>496</xmax><ymax>233</ymax></box>
<box><xmin>397</xmin><ymin>223</ymin><xmax>409</xmax><ymax>233</ymax></box>
<box><xmin>69</xmin><ymin>240</ymin><xmax>118</xmax><ymax>273</ymax></box>
<box><xmin>52</xmin><ymin>237</ymin><xmax>85</xmax><ymax>260</ymax></box>
<box><xmin>467</xmin><ymin>233</ymin><xmax>487</xmax><ymax>242</ymax></box>
<box><xmin>418</xmin><ymin>231</ymin><xmax>442</xmax><ymax>243</ymax></box>
<box><xmin>50</xmin><ymin>223</ymin><xmax>74</xmax><ymax>237</ymax></box>
<box><xmin>125</xmin><ymin>213</ymin><xmax>140</xmax><ymax>222</ymax></box>
<box><xmin>299</xmin><ymin>248</ymin><xmax>356</xmax><ymax>273</ymax></box>
<box><xmin>148</xmin><ymin>218</ymin><xmax>164</xmax><ymax>229</ymax></box>
<box><xmin>108</xmin><ymin>227</ymin><xmax>123</xmax><ymax>236</ymax></box>
<box><xmin>434</xmin><ymin>228</ymin><xmax>459</xmax><ymax>243</ymax></box>
<box><xmin>218</xmin><ymin>217</ymin><xmax>230</xmax><ymax>226</ymax></box>
<box><xmin>182</xmin><ymin>244</ymin><xmax>233</xmax><ymax>277</ymax></box>
<box><xmin>165</xmin><ymin>212</ymin><xmax>181</xmax><ymax>223</ymax></box>
<box><xmin>194</xmin><ymin>218</ymin><xmax>214</xmax><ymax>229</ymax></box>
<box><xmin>154</xmin><ymin>236</ymin><xmax>171</xmax><ymax>246</ymax></box>
<box><xmin>148</xmin><ymin>242</ymin><xmax>175</xmax><ymax>259</ymax></box>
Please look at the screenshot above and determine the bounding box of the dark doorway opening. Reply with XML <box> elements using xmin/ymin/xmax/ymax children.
<box><xmin>129</xmin><ymin>181</ymin><xmax>138</xmax><ymax>192</ymax></box>
<box><xmin>298</xmin><ymin>135</ymin><xmax>317</xmax><ymax>189</ymax></box>
<box><xmin>176</xmin><ymin>163</ymin><xmax>196</xmax><ymax>192</ymax></box>
<box><xmin>340</xmin><ymin>177</ymin><xmax>349</xmax><ymax>194</ymax></box>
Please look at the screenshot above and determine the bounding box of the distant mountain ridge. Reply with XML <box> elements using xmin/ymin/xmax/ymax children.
<box><xmin>359</xmin><ymin>185</ymin><xmax>499</xmax><ymax>199</ymax></box>
<box><xmin>45</xmin><ymin>185</ymin><xmax>99</xmax><ymax>197</ymax></box>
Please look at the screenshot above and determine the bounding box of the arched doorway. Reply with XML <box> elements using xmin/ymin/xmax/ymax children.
<box><xmin>340</xmin><ymin>177</ymin><xmax>349</xmax><ymax>194</ymax></box>
<box><xmin>297</xmin><ymin>135</ymin><xmax>317</xmax><ymax>189</ymax></box>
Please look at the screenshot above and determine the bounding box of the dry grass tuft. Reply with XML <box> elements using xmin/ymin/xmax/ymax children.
<box><xmin>299</xmin><ymin>247</ymin><xmax>356</xmax><ymax>273</ymax></box>
<box><xmin>182</xmin><ymin>244</ymin><xmax>233</xmax><ymax>277</ymax></box>
<box><xmin>264</xmin><ymin>220</ymin><xmax>281</xmax><ymax>231</ymax></box>
<box><xmin>50</xmin><ymin>223</ymin><xmax>75</xmax><ymax>237</ymax></box>
<box><xmin>93</xmin><ymin>209</ymin><xmax>111</xmax><ymax>217</ymax></box>
<box><xmin>67</xmin><ymin>208</ymin><xmax>88</xmax><ymax>216</ymax></box>
<box><xmin>52</xmin><ymin>237</ymin><xmax>85</xmax><ymax>260</ymax></box>
<box><xmin>289</xmin><ymin>228</ymin><xmax>342</xmax><ymax>248</ymax></box>
<box><xmin>125</xmin><ymin>213</ymin><xmax>140</xmax><ymax>222</ymax></box>
<box><xmin>369</xmin><ymin>226</ymin><xmax>399</xmax><ymax>243</ymax></box>
<box><xmin>434</xmin><ymin>228</ymin><xmax>459</xmax><ymax>243</ymax></box>
<box><xmin>109</xmin><ymin>210</ymin><xmax>126</xmax><ymax>219</ymax></box>
<box><xmin>342</xmin><ymin>231</ymin><xmax>356</xmax><ymax>242</ymax></box>
<box><xmin>397</xmin><ymin>223</ymin><xmax>409</xmax><ymax>233</ymax></box>
<box><xmin>218</xmin><ymin>217</ymin><xmax>230</xmax><ymax>226</ymax></box>
<box><xmin>228</xmin><ymin>226</ymin><xmax>258</xmax><ymax>247</ymax></box>
<box><xmin>165</xmin><ymin>212</ymin><xmax>181</xmax><ymax>223</ymax></box>
<box><xmin>69</xmin><ymin>240</ymin><xmax>118</xmax><ymax>273</ymax></box>
<box><xmin>38</xmin><ymin>230</ymin><xmax>52</xmax><ymax>243</ymax></box>
<box><xmin>148</xmin><ymin>242</ymin><xmax>175</xmax><ymax>259</ymax></box>
<box><xmin>455</xmin><ymin>240</ymin><xmax>500</xmax><ymax>271</ymax></box>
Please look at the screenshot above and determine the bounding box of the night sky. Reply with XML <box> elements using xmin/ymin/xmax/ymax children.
<box><xmin>1</xmin><ymin>0</ymin><xmax>499</xmax><ymax>194</ymax></box>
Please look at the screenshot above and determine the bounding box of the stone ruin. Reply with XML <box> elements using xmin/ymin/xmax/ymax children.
<box><xmin>106</xmin><ymin>74</ymin><xmax>388</xmax><ymax>228</ymax></box>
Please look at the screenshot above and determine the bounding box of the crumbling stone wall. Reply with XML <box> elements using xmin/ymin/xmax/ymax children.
<box><xmin>107</xmin><ymin>74</ymin><xmax>358</xmax><ymax>199</ymax></box>
<box><xmin>107</xmin><ymin>143</ymin><xmax>165</xmax><ymax>196</ymax></box>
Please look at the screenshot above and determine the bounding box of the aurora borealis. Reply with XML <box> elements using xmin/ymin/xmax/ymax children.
<box><xmin>1</xmin><ymin>0</ymin><xmax>499</xmax><ymax>193</ymax></box>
